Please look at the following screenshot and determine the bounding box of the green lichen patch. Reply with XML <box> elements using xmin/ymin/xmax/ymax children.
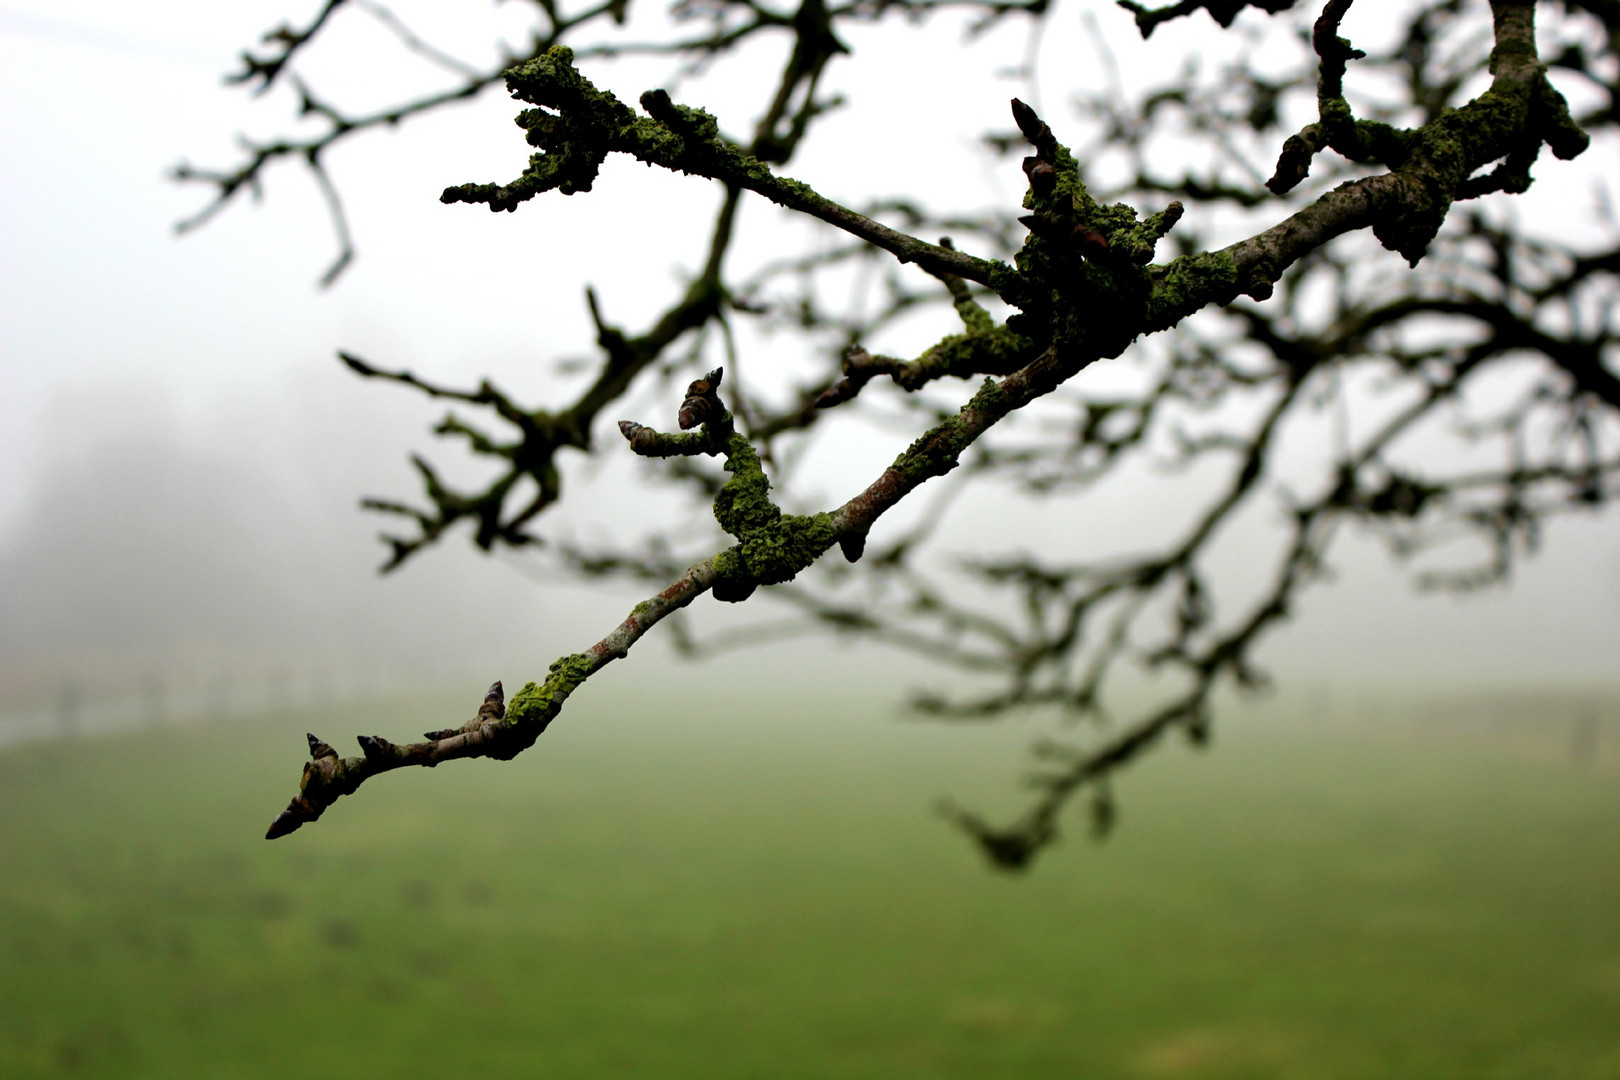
<box><xmin>968</xmin><ymin>375</ymin><xmax>1009</xmax><ymax>416</ymax></box>
<box><xmin>902</xmin><ymin>325</ymin><xmax>1035</xmax><ymax>388</ymax></box>
<box><xmin>505</xmin><ymin>680</ymin><xmax>549</xmax><ymax>727</ymax></box>
<box><xmin>504</xmin><ymin>653</ymin><xmax>596</xmax><ymax>728</ymax></box>
<box><xmin>1146</xmin><ymin>251</ymin><xmax>1239</xmax><ymax>332</ymax></box>
<box><xmin>441</xmin><ymin>46</ymin><xmax>765</xmax><ymax>212</ymax></box>
<box><xmin>712</xmin><ymin>547</ymin><xmax>745</xmax><ymax>581</ymax></box>
<box><xmin>952</xmin><ymin>291</ymin><xmax>996</xmax><ymax>336</ymax></box>
<box><xmin>713</xmin><ymin>433</ymin><xmax>778</xmax><ymax>536</ymax></box>
<box><xmin>738</xmin><ymin>512</ymin><xmax>834</xmax><ymax>586</ymax></box>
<box><xmin>441</xmin><ymin>46</ymin><xmax>640</xmax><ymax>209</ymax></box>
<box><xmin>709</xmin><ymin>434</ymin><xmax>835</xmax><ymax>595</ymax></box>
<box><xmin>1006</xmin><ymin>118</ymin><xmax>1197</xmax><ymax>360</ymax></box>
<box><xmin>889</xmin><ymin>377</ymin><xmax>1009</xmax><ymax>484</ymax></box>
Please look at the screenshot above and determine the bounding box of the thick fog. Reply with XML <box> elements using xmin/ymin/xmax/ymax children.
<box><xmin>2</xmin><ymin>1</ymin><xmax>1617</xmax><ymax>742</ymax></box>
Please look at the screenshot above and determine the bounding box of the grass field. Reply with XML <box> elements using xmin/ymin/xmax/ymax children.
<box><xmin>2</xmin><ymin>687</ymin><xmax>1618</xmax><ymax>1079</ymax></box>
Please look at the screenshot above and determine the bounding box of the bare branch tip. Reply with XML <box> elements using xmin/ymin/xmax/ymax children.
<box><xmin>265</xmin><ymin>811</ymin><xmax>304</xmax><ymax>840</ymax></box>
<box><xmin>356</xmin><ymin>734</ymin><xmax>393</xmax><ymax>760</ymax></box>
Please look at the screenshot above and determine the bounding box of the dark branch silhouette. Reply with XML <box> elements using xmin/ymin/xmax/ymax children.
<box><xmin>184</xmin><ymin>0</ymin><xmax>1617</xmax><ymax>868</ymax></box>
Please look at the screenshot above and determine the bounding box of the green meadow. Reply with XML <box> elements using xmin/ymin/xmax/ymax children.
<box><xmin>2</xmin><ymin>688</ymin><xmax>1618</xmax><ymax>1079</ymax></box>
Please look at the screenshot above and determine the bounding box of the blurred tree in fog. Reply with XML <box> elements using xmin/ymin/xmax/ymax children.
<box><xmin>183</xmin><ymin>0</ymin><xmax>1618</xmax><ymax>866</ymax></box>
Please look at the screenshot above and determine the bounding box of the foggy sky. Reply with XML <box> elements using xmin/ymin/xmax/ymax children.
<box><xmin>2</xmin><ymin>0</ymin><xmax>1617</xmax><ymax>722</ymax></box>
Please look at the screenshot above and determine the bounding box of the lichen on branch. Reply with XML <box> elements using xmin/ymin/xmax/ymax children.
<box><xmin>440</xmin><ymin>45</ymin><xmax>1003</xmax><ymax>287</ymax></box>
<box><xmin>252</xmin><ymin>0</ymin><xmax>1608</xmax><ymax>874</ymax></box>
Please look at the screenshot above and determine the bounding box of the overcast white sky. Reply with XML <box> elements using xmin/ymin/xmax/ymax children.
<box><xmin>0</xmin><ymin>0</ymin><xmax>1616</xmax><ymax>715</ymax></box>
